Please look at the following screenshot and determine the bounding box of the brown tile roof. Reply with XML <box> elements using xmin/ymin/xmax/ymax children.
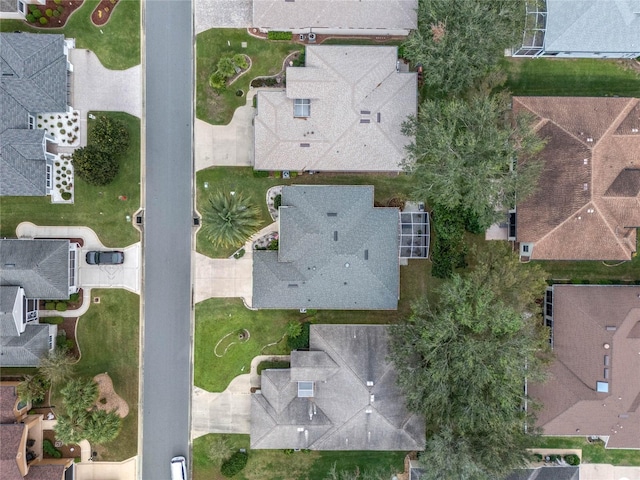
<box><xmin>514</xmin><ymin>97</ymin><xmax>640</xmax><ymax>260</ymax></box>
<box><xmin>529</xmin><ymin>285</ymin><xmax>640</xmax><ymax>448</ymax></box>
<box><xmin>1</xmin><ymin>423</ymin><xmax>25</xmax><ymax>479</ymax></box>
<box><xmin>24</xmin><ymin>464</ymin><xmax>65</xmax><ymax>480</ymax></box>
<box><xmin>0</xmin><ymin>385</ymin><xmax>18</xmax><ymax>423</ymax></box>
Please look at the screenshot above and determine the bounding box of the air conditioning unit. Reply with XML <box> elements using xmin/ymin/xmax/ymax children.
<box><xmin>308</xmin><ymin>32</ymin><xmax>317</xmax><ymax>42</ymax></box>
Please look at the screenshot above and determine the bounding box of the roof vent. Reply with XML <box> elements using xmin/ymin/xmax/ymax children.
<box><xmin>584</xmin><ymin>158</ymin><xmax>588</xmax><ymax>165</ymax></box>
<box><xmin>632</xmin><ymin>128</ymin><xmax>639</xmax><ymax>133</ymax></box>
<box><xmin>366</xmin><ymin>381</ymin><xmax>374</xmax><ymax>386</ymax></box>
<box><xmin>370</xmin><ymin>394</ymin><xmax>375</xmax><ymax>403</ymax></box>
<box><xmin>377</xmin><ymin>113</ymin><xmax>381</xmax><ymax>123</ymax></box>
<box><xmin>604</xmin><ymin>343</ymin><xmax>611</xmax><ymax>349</ymax></box>
<box><xmin>604</xmin><ymin>355</ymin><xmax>610</xmax><ymax>366</ymax></box>
<box><xmin>583</xmin><ymin>183</ymin><xmax>589</xmax><ymax>190</ymax></box>
<box><xmin>587</xmin><ymin>137</ymin><xmax>593</xmax><ymax>142</ymax></box>
<box><xmin>364</xmin><ymin>249</ymin><xmax>369</xmax><ymax>260</ymax></box>
<box><xmin>297</xmin><ymin>427</ymin><xmax>304</xmax><ymax>432</ymax></box>
<box><xmin>606</xmin><ymin>326</ymin><xmax>617</xmax><ymax>331</ymax></box>
<box><xmin>604</xmin><ymin>368</ymin><xmax>609</xmax><ymax>379</ymax></box>
<box><xmin>334</xmin><ymin>231</ymin><xmax>338</xmax><ymax>241</ymax></box>
<box><xmin>327</xmin><ymin>212</ymin><xmax>337</xmax><ymax>217</ymax></box>
<box><xmin>360</xmin><ymin>119</ymin><xmax>370</xmax><ymax>124</ymax></box>
<box><xmin>360</xmin><ymin>110</ymin><xmax>370</xmax><ymax>115</ymax></box>
<box><xmin>288</xmin><ymin>284</ymin><xmax>299</xmax><ymax>288</ymax></box>
<box><xmin>300</xmin><ymin>143</ymin><xmax>310</xmax><ymax>147</ymax></box>
<box><xmin>365</xmin><ymin>407</ymin><xmax>372</xmax><ymax>414</ymax></box>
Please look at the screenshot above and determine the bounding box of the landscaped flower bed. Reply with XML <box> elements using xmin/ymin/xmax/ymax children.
<box><xmin>37</xmin><ymin>112</ymin><xmax>80</xmax><ymax>146</ymax></box>
<box><xmin>24</xmin><ymin>0</ymin><xmax>83</xmax><ymax>28</ymax></box>
<box><xmin>51</xmin><ymin>154</ymin><xmax>75</xmax><ymax>204</ymax></box>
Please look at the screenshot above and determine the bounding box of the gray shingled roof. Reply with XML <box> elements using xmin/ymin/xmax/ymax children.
<box><xmin>252</xmin><ymin>0</ymin><xmax>417</xmax><ymax>31</ymax></box>
<box><xmin>0</xmin><ymin>286</ymin><xmax>21</xmax><ymax>338</ymax></box>
<box><xmin>251</xmin><ymin>324</ymin><xmax>426</xmax><ymax>450</ymax></box>
<box><xmin>1</xmin><ymin>32</ymin><xmax>67</xmax><ymax>197</ymax></box>
<box><xmin>0</xmin><ymin>323</ymin><xmax>50</xmax><ymax>367</ymax></box>
<box><xmin>545</xmin><ymin>0</ymin><xmax>640</xmax><ymax>54</ymax></box>
<box><xmin>254</xmin><ymin>46</ymin><xmax>417</xmax><ymax>172</ymax></box>
<box><xmin>252</xmin><ymin>185</ymin><xmax>399</xmax><ymax>310</ymax></box>
<box><xmin>505</xmin><ymin>467</ymin><xmax>579</xmax><ymax>480</ymax></box>
<box><xmin>0</xmin><ymin>239</ymin><xmax>70</xmax><ymax>300</ymax></box>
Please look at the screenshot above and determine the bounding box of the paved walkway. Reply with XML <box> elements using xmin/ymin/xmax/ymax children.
<box><xmin>194</xmin><ymin>0</ymin><xmax>252</xmax><ymax>34</ymax></box>
<box><xmin>195</xmin><ymin>90</ymin><xmax>256</xmax><ymax>171</ymax></box>
<box><xmin>15</xmin><ymin>222</ymin><xmax>141</xmax><ymax>295</ymax></box>
<box><xmin>192</xmin><ymin>375</ymin><xmax>251</xmax><ymax>438</ymax></box>
<box><xmin>75</xmin><ymin>457</ymin><xmax>138</xmax><ymax>480</ymax></box>
<box><xmin>581</xmin><ymin>464</ymin><xmax>640</xmax><ymax>480</ymax></box>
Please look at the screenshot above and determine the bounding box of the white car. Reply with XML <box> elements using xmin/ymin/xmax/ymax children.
<box><xmin>171</xmin><ymin>456</ymin><xmax>186</xmax><ymax>480</ymax></box>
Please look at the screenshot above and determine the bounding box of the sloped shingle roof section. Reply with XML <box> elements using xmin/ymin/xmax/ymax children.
<box><xmin>252</xmin><ymin>185</ymin><xmax>399</xmax><ymax>310</ymax></box>
<box><xmin>251</xmin><ymin>324</ymin><xmax>425</xmax><ymax>450</ymax></box>
<box><xmin>528</xmin><ymin>285</ymin><xmax>640</xmax><ymax>449</ymax></box>
<box><xmin>0</xmin><ymin>323</ymin><xmax>50</xmax><ymax>367</ymax></box>
<box><xmin>252</xmin><ymin>0</ymin><xmax>417</xmax><ymax>32</ymax></box>
<box><xmin>545</xmin><ymin>0</ymin><xmax>640</xmax><ymax>55</ymax></box>
<box><xmin>0</xmin><ymin>239</ymin><xmax>70</xmax><ymax>299</ymax></box>
<box><xmin>0</xmin><ymin>129</ymin><xmax>47</xmax><ymax>196</ymax></box>
<box><xmin>254</xmin><ymin>46</ymin><xmax>417</xmax><ymax>172</ymax></box>
<box><xmin>514</xmin><ymin>97</ymin><xmax>640</xmax><ymax>260</ymax></box>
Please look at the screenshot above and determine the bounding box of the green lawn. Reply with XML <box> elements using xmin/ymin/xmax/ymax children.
<box><xmin>531</xmin><ymin>253</ymin><xmax>640</xmax><ymax>283</ymax></box>
<box><xmin>504</xmin><ymin>58</ymin><xmax>640</xmax><ymax>97</ymax></box>
<box><xmin>0</xmin><ymin>112</ymin><xmax>140</xmax><ymax>247</ymax></box>
<box><xmin>70</xmin><ymin>289</ymin><xmax>139</xmax><ymax>461</ymax></box>
<box><xmin>193</xmin><ymin>434</ymin><xmax>406</xmax><ymax>480</ymax></box>
<box><xmin>529</xmin><ymin>436</ymin><xmax>640</xmax><ymax>466</ymax></box>
<box><xmin>196</xmin><ymin>29</ymin><xmax>303</xmax><ymax>125</ymax></box>
<box><xmin>0</xmin><ymin>0</ymin><xmax>140</xmax><ymax>69</ymax></box>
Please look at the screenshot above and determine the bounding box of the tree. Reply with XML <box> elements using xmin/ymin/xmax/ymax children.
<box><xmin>389</xmin><ymin>270</ymin><xmax>550</xmax><ymax>478</ymax></box>
<box><xmin>403</xmin><ymin>0</ymin><xmax>525</xmax><ymax>98</ymax></box>
<box><xmin>89</xmin><ymin>116</ymin><xmax>129</xmax><ymax>156</ymax></box>
<box><xmin>72</xmin><ymin>145</ymin><xmax>119</xmax><ymax>186</ymax></box>
<box><xmin>84</xmin><ymin>410</ymin><xmax>121</xmax><ymax>444</ymax></box>
<box><xmin>217</xmin><ymin>57</ymin><xmax>237</xmax><ymax>78</ymax></box>
<box><xmin>207</xmin><ymin>436</ymin><xmax>233</xmax><ymax>466</ymax></box>
<box><xmin>201</xmin><ymin>191</ymin><xmax>262</xmax><ymax>249</ymax></box>
<box><xmin>323</xmin><ymin>463</ymin><xmax>394</xmax><ymax>480</ymax></box>
<box><xmin>54</xmin><ymin>412</ymin><xmax>86</xmax><ymax>445</ymax></box>
<box><xmin>38</xmin><ymin>348</ymin><xmax>75</xmax><ymax>386</ymax></box>
<box><xmin>402</xmin><ymin>93</ymin><xmax>544</xmax><ymax>230</ymax></box>
<box><xmin>60</xmin><ymin>377</ymin><xmax>99</xmax><ymax>415</ymax></box>
<box><xmin>17</xmin><ymin>374</ymin><xmax>50</xmax><ymax>404</ymax></box>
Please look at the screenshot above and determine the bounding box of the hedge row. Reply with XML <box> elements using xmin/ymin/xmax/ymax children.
<box><xmin>267</xmin><ymin>31</ymin><xmax>293</xmax><ymax>40</ymax></box>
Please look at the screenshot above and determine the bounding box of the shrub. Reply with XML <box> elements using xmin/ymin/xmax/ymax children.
<box><xmin>61</xmin><ymin>192</ymin><xmax>72</xmax><ymax>200</ymax></box>
<box><xmin>32</xmin><ymin>8</ymin><xmax>42</xmax><ymax>18</ymax></box>
<box><xmin>43</xmin><ymin>439</ymin><xmax>62</xmax><ymax>458</ymax></box>
<box><xmin>292</xmin><ymin>51</ymin><xmax>305</xmax><ymax>67</ymax></box>
<box><xmin>252</xmin><ymin>170</ymin><xmax>268</xmax><ymax>178</ymax></box>
<box><xmin>89</xmin><ymin>116</ymin><xmax>130</xmax><ymax>156</ymax></box>
<box><xmin>29</xmin><ymin>4</ymin><xmax>38</xmax><ymax>13</ymax></box>
<box><xmin>57</xmin><ymin>5</ymin><xmax>64</xmax><ymax>13</ymax></box>
<box><xmin>564</xmin><ymin>454</ymin><xmax>580</xmax><ymax>466</ymax></box>
<box><xmin>267</xmin><ymin>31</ymin><xmax>293</xmax><ymax>40</ymax></box>
<box><xmin>232</xmin><ymin>54</ymin><xmax>248</xmax><ymax>70</ymax></box>
<box><xmin>267</xmin><ymin>239</ymin><xmax>278</xmax><ymax>250</ymax></box>
<box><xmin>39</xmin><ymin>16</ymin><xmax>48</xmax><ymax>24</ymax></box>
<box><xmin>26</xmin><ymin>13</ymin><xmax>35</xmax><ymax>22</ymax></box>
<box><xmin>273</xmin><ymin>194</ymin><xmax>282</xmax><ymax>210</ymax></box>
<box><xmin>233</xmin><ymin>248</ymin><xmax>245</xmax><ymax>259</ymax></box>
<box><xmin>72</xmin><ymin>145</ymin><xmax>119</xmax><ymax>186</ymax></box>
<box><xmin>548</xmin><ymin>454</ymin><xmax>561</xmax><ymax>462</ymax></box>
<box><xmin>45</xmin><ymin>8</ymin><xmax>53</xmax><ymax>16</ymax></box>
<box><xmin>45</xmin><ymin>302</ymin><xmax>56</xmax><ymax>310</ymax></box>
<box><xmin>274</xmin><ymin>171</ymin><xmax>281</xmax><ymax>178</ymax></box>
<box><xmin>60</xmin><ymin>129</ymin><xmax>66</xmax><ymax>135</ymax></box>
<box><xmin>220</xmin><ymin>451</ymin><xmax>248</xmax><ymax>477</ymax></box>
<box><xmin>42</xmin><ymin>316</ymin><xmax>64</xmax><ymax>325</ymax></box>
<box><xmin>54</xmin><ymin>0</ymin><xmax>61</xmax><ymax>4</ymax></box>
<box><xmin>57</xmin><ymin>122</ymin><xmax>63</xmax><ymax>128</ymax></box>
<box><xmin>69</xmin><ymin>293</ymin><xmax>80</xmax><ymax>302</ymax></box>
<box><xmin>217</xmin><ymin>57</ymin><xmax>237</xmax><ymax>78</ymax></box>
<box><xmin>290</xmin><ymin>171</ymin><xmax>297</xmax><ymax>178</ymax></box>
<box><xmin>287</xmin><ymin>322</ymin><xmax>310</xmax><ymax>350</ymax></box>
<box><xmin>208</xmin><ymin>71</ymin><xmax>226</xmax><ymax>92</ymax></box>
<box><xmin>56</xmin><ymin>302</ymin><xmax>67</xmax><ymax>312</ymax></box>
<box><xmin>286</xmin><ymin>320</ymin><xmax>302</xmax><ymax>339</ymax></box>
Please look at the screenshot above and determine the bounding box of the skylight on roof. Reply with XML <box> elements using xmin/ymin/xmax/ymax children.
<box><xmin>294</xmin><ymin>98</ymin><xmax>310</xmax><ymax>118</ymax></box>
<box><xmin>596</xmin><ymin>381</ymin><xmax>609</xmax><ymax>393</ymax></box>
<box><xmin>298</xmin><ymin>381</ymin><xmax>314</xmax><ymax>398</ymax></box>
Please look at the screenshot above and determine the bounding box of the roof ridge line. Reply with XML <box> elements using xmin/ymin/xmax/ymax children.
<box><xmin>590</xmin><ymin>201</ymin><xmax>635</xmax><ymax>256</ymax></box>
<box><xmin>593</xmin><ymin>98</ymin><xmax>637</xmax><ymax>149</ymax></box>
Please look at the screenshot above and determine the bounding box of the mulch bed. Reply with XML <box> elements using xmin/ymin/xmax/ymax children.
<box><xmin>23</xmin><ymin>0</ymin><xmax>84</xmax><ymax>29</ymax></box>
<box><xmin>43</xmin><ymin>430</ymin><xmax>81</xmax><ymax>459</ymax></box>
<box><xmin>247</xmin><ymin>28</ymin><xmax>407</xmax><ymax>46</ymax></box>
<box><xmin>91</xmin><ymin>0</ymin><xmax>120</xmax><ymax>26</ymax></box>
<box><xmin>58</xmin><ymin>317</ymin><xmax>80</xmax><ymax>359</ymax></box>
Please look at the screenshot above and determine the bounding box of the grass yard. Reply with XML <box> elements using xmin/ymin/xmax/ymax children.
<box><xmin>504</xmin><ymin>58</ymin><xmax>640</xmax><ymax>97</ymax></box>
<box><xmin>531</xmin><ymin>254</ymin><xmax>640</xmax><ymax>283</ymax></box>
<box><xmin>193</xmin><ymin>434</ymin><xmax>406</xmax><ymax>480</ymax></box>
<box><xmin>0</xmin><ymin>0</ymin><xmax>140</xmax><ymax>70</ymax></box>
<box><xmin>196</xmin><ymin>29</ymin><xmax>303</xmax><ymax>125</ymax></box>
<box><xmin>196</xmin><ymin>167</ymin><xmax>415</xmax><ymax>258</ymax></box>
<box><xmin>69</xmin><ymin>289</ymin><xmax>139</xmax><ymax>461</ymax></box>
<box><xmin>0</xmin><ymin>112</ymin><xmax>140</xmax><ymax>247</ymax></box>
<box><xmin>529</xmin><ymin>437</ymin><xmax>640</xmax><ymax>466</ymax></box>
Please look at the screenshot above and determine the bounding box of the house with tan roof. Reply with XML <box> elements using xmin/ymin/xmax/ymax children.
<box><xmin>252</xmin><ymin>0</ymin><xmax>417</xmax><ymax>36</ymax></box>
<box><xmin>529</xmin><ymin>285</ymin><xmax>640</xmax><ymax>449</ymax></box>
<box><xmin>251</xmin><ymin>324</ymin><xmax>426</xmax><ymax>450</ymax></box>
<box><xmin>513</xmin><ymin>96</ymin><xmax>640</xmax><ymax>261</ymax></box>
<box><xmin>254</xmin><ymin>45</ymin><xmax>417</xmax><ymax>173</ymax></box>
<box><xmin>0</xmin><ymin>382</ymin><xmax>75</xmax><ymax>479</ymax></box>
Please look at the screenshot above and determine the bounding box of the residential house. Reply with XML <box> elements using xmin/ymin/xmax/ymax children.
<box><xmin>514</xmin><ymin>0</ymin><xmax>640</xmax><ymax>58</ymax></box>
<box><xmin>0</xmin><ymin>382</ymin><xmax>75</xmax><ymax>480</ymax></box>
<box><xmin>1</xmin><ymin>32</ymin><xmax>73</xmax><ymax>196</ymax></box>
<box><xmin>254</xmin><ymin>45</ymin><xmax>417</xmax><ymax>173</ymax></box>
<box><xmin>251</xmin><ymin>324</ymin><xmax>426</xmax><ymax>450</ymax></box>
<box><xmin>252</xmin><ymin>185</ymin><xmax>400</xmax><ymax>310</ymax></box>
<box><xmin>0</xmin><ymin>239</ymin><xmax>79</xmax><ymax>366</ymax></box>
<box><xmin>513</xmin><ymin>96</ymin><xmax>640</xmax><ymax>261</ymax></box>
<box><xmin>0</xmin><ymin>0</ymin><xmax>44</xmax><ymax>19</ymax></box>
<box><xmin>409</xmin><ymin>460</ymin><xmax>580</xmax><ymax>480</ymax></box>
<box><xmin>252</xmin><ymin>0</ymin><xmax>417</xmax><ymax>36</ymax></box>
<box><xmin>529</xmin><ymin>285</ymin><xmax>640</xmax><ymax>449</ymax></box>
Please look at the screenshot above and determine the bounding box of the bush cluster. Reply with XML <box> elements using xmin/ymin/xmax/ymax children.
<box><xmin>267</xmin><ymin>31</ymin><xmax>293</xmax><ymax>40</ymax></box>
<box><xmin>430</xmin><ymin>204</ymin><xmax>467</xmax><ymax>279</ymax></box>
<box><xmin>564</xmin><ymin>454</ymin><xmax>580</xmax><ymax>466</ymax></box>
<box><xmin>220</xmin><ymin>451</ymin><xmax>248</xmax><ymax>477</ymax></box>
<box><xmin>208</xmin><ymin>54</ymin><xmax>249</xmax><ymax>93</ymax></box>
<box><xmin>287</xmin><ymin>322</ymin><xmax>310</xmax><ymax>350</ymax></box>
<box><xmin>273</xmin><ymin>194</ymin><xmax>282</xmax><ymax>210</ymax></box>
<box><xmin>55</xmin><ymin>302</ymin><xmax>67</xmax><ymax>312</ymax></box>
<box><xmin>43</xmin><ymin>316</ymin><xmax>64</xmax><ymax>325</ymax></box>
<box><xmin>43</xmin><ymin>439</ymin><xmax>62</xmax><ymax>458</ymax></box>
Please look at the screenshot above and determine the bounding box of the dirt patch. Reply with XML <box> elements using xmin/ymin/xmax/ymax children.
<box><xmin>43</xmin><ymin>429</ymin><xmax>80</xmax><ymax>459</ymax></box>
<box><xmin>91</xmin><ymin>0</ymin><xmax>120</xmax><ymax>26</ymax></box>
<box><xmin>93</xmin><ymin>373</ymin><xmax>129</xmax><ymax>418</ymax></box>
<box><xmin>23</xmin><ymin>0</ymin><xmax>84</xmax><ymax>29</ymax></box>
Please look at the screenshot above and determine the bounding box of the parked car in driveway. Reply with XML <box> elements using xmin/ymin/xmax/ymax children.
<box><xmin>85</xmin><ymin>251</ymin><xmax>125</xmax><ymax>265</ymax></box>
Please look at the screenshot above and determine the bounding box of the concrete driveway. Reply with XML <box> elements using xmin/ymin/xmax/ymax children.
<box><xmin>194</xmin><ymin>252</ymin><xmax>253</xmax><ymax>305</ymax></box>
<box><xmin>581</xmin><ymin>464</ymin><xmax>640</xmax><ymax>480</ymax></box>
<box><xmin>195</xmin><ymin>0</ymin><xmax>252</xmax><ymax>34</ymax></box>
<box><xmin>75</xmin><ymin>458</ymin><xmax>138</xmax><ymax>480</ymax></box>
<box><xmin>194</xmin><ymin>90</ymin><xmax>256</xmax><ymax>171</ymax></box>
<box><xmin>192</xmin><ymin>375</ymin><xmax>251</xmax><ymax>438</ymax></box>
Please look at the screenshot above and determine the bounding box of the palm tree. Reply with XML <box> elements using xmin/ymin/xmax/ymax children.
<box><xmin>85</xmin><ymin>410</ymin><xmax>121</xmax><ymax>444</ymax></box>
<box><xmin>201</xmin><ymin>191</ymin><xmax>261</xmax><ymax>249</ymax></box>
<box><xmin>60</xmin><ymin>378</ymin><xmax>99</xmax><ymax>415</ymax></box>
<box><xmin>17</xmin><ymin>374</ymin><xmax>49</xmax><ymax>404</ymax></box>
<box><xmin>38</xmin><ymin>348</ymin><xmax>75</xmax><ymax>386</ymax></box>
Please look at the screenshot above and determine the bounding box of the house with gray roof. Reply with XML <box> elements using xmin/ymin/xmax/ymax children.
<box><xmin>252</xmin><ymin>0</ymin><xmax>417</xmax><ymax>36</ymax></box>
<box><xmin>0</xmin><ymin>0</ymin><xmax>44</xmax><ymax>20</ymax></box>
<box><xmin>1</xmin><ymin>32</ymin><xmax>73</xmax><ymax>196</ymax></box>
<box><xmin>251</xmin><ymin>324</ymin><xmax>426</xmax><ymax>450</ymax></box>
<box><xmin>254</xmin><ymin>46</ymin><xmax>417</xmax><ymax>173</ymax></box>
<box><xmin>514</xmin><ymin>0</ymin><xmax>640</xmax><ymax>58</ymax></box>
<box><xmin>0</xmin><ymin>239</ymin><xmax>79</xmax><ymax>367</ymax></box>
<box><xmin>252</xmin><ymin>185</ymin><xmax>399</xmax><ymax>310</ymax></box>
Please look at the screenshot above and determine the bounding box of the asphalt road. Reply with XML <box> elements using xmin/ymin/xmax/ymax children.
<box><xmin>141</xmin><ymin>0</ymin><xmax>194</xmax><ymax>478</ymax></box>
